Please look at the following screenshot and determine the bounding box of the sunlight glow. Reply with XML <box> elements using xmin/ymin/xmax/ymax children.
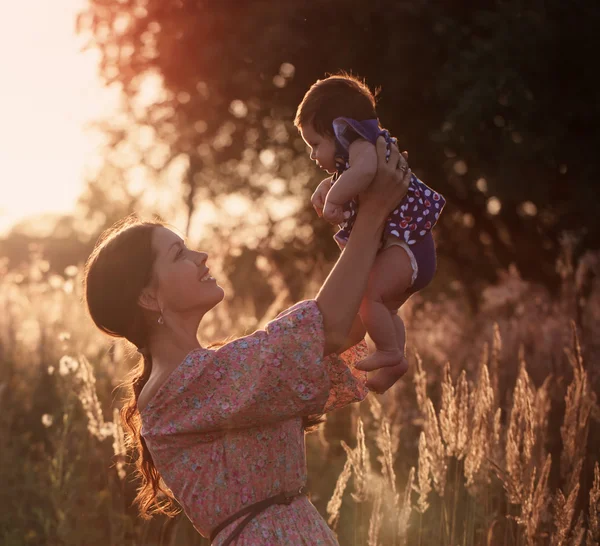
<box><xmin>0</xmin><ymin>0</ymin><xmax>118</xmax><ymax>235</ymax></box>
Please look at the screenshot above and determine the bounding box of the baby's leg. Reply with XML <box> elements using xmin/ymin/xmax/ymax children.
<box><xmin>356</xmin><ymin>244</ymin><xmax>414</xmax><ymax>372</ymax></box>
<box><xmin>365</xmin><ymin>313</ymin><xmax>409</xmax><ymax>394</ymax></box>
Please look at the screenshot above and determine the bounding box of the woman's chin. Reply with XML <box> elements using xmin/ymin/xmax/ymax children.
<box><xmin>209</xmin><ymin>285</ymin><xmax>226</xmax><ymax>307</ymax></box>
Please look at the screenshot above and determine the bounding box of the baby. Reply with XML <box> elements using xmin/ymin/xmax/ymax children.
<box><xmin>295</xmin><ymin>73</ymin><xmax>446</xmax><ymax>393</ymax></box>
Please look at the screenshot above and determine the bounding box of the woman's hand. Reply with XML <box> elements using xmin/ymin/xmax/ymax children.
<box><xmin>357</xmin><ymin>138</ymin><xmax>411</xmax><ymax>225</ymax></box>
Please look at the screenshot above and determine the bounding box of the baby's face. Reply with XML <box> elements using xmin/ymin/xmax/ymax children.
<box><xmin>300</xmin><ymin>123</ymin><xmax>337</xmax><ymax>174</ymax></box>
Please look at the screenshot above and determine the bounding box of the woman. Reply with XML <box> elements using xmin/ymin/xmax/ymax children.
<box><xmin>84</xmin><ymin>138</ymin><xmax>412</xmax><ymax>545</ymax></box>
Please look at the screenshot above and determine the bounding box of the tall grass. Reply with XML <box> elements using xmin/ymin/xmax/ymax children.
<box><xmin>1</xmin><ymin>247</ymin><xmax>599</xmax><ymax>545</ymax></box>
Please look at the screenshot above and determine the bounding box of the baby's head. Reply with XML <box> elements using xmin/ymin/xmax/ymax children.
<box><xmin>295</xmin><ymin>73</ymin><xmax>378</xmax><ymax>173</ymax></box>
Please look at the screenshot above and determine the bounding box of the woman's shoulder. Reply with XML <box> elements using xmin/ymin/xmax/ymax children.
<box><xmin>138</xmin><ymin>300</ymin><xmax>322</xmax><ymax>416</ymax></box>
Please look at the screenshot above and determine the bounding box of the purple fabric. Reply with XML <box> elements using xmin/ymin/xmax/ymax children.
<box><xmin>330</xmin><ymin>117</ymin><xmax>446</xmax><ymax>249</ymax></box>
<box><xmin>406</xmin><ymin>232</ymin><xmax>437</xmax><ymax>294</ymax></box>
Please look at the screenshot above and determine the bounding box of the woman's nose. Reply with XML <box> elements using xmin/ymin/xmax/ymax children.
<box><xmin>194</xmin><ymin>251</ymin><xmax>208</xmax><ymax>264</ymax></box>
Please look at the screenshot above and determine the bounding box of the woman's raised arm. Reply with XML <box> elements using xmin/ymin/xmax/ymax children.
<box><xmin>315</xmin><ymin>138</ymin><xmax>411</xmax><ymax>356</ymax></box>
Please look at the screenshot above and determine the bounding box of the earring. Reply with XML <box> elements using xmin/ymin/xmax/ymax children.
<box><xmin>158</xmin><ymin>310</ymin><xmax>164</xmax><ymax>325</ymax></box>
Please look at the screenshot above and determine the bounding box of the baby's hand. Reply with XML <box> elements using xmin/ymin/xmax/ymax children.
<box><xmin>322</xmin><ymin>201</ymin><xmax>345</xmax><ymax>224</ymax></box>
<box><xmin>311</xmin><ymin>177</ymin><xmax>332</xmax><ymax>218</ymax></box>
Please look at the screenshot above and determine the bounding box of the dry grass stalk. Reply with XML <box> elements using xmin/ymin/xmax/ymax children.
<box><xmin>587</xmin><ymin>462</ymin><xmax>600</xmax><ymax>546</ymax></box>
<box><xmin>479</xmin><ymin>341</ymin><xmax>490</xmax><ymax>373</ymax></box>
<box><xmin>340</xmin><ymin>418</ymin><xmax>371</xmax><ymax>503</ymax></box>
<box><xmin>567</xmin><ymin>459</ymin><xmax>584</xmax><ymax>500</ymax></box>
<box><xmin>327</xmin><ymin>456</ymin><xmax>352</xmax><ymax>529</ymax></box>
<box><xmin>516</xmin><ymin>453</ymin><xmax>552</xmax><ymax>546</ymax></box>
<box><xmin>455</xmin><ymin>370</ymin><xmax>470</xmax><ymax>460</ymax></box>
<box><xmin>490</xmin><ymin>322</ymin><xmax>502</xmax><ymax>401</ymax></box>
<box><xmin>505</xmin><ymin>360</ymin><xmax>536</xmax><ymax>503</ymax></box>
<box><xmin>560</xmin><ymin>327</ymin><xmax>595</xmax><ymax>486</ymax></box>
<box><xmin>533</xmin><ymin>375</ymin><xmax>552</xmax><ymax>462</ymax></box>
<box><xmin>111</xmin><ymin>407</ymin><xmax>127</xmax><ymax>480</ymax></box>
<box><xmin>397</xmin><ymin>467</ymin><xmax>415</xmax><ymax>546</ymax></box>
<box><xmin>375</xmin><ymin>416</ymin><xmax>398</xmax><ymax>501</ymax></box>
<box><xmin>551</xmin><ymin>483</ymin><xmax>581</xmax><ymax>546</ymax></box>
<box><xmin>572</xmin><ymin>512</ymin><xmax>586</xmax><ymax>546</ymax></box>
<box><xmin>424</xmin><ymin>398</ymin><xmax>447</xmax><ymax>496</ymax></box>
<box><xmin>413</xmin><ymin>352</ymin><xmax>428</xmax><ymax>414</ymax></box>
<box><xmin>416</xmin><ymin>431</ymin><xmax>432</xmax><ymax>513</ymax></box>
<box><xmin>73</xmin><ymin>354</ymin><xmax>112</xmax><ymax>441</ymax></box>
<box><xmin>355</xmin><ymin>417</ymin><xmax>371</xmax><ymax>502</ymax></box>
<box><xmin>368</xmin><ymin>394</ymin><xmax>383</xmax><ymax>423</ymax></box>
<box><xmin>465</xmin><ymin>364</ymin><xmax>495</xmax><ymax>488</ymax></box>
<box><xmin>439</xmin><ymin>362</ymin><xmax>458</xmax><ymax>457</ymax></box>
<box><xmin>492</xmin><ymin>407</ymin><xmax>502</xmax><ymax>461</ymax></box>
<box><xmin>367</xmin><ymin>482</ymin><xmax>384</xmax><ymax>546</ymax></box>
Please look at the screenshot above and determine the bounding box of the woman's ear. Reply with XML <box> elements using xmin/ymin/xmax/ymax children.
<box><xmin>138</xmin><ymin>287</ymin><xmax>160</xmax><ymax>313</ymax></box>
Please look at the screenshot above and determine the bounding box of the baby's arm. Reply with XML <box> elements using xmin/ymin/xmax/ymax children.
<box><xmin>311</xmin><ymin>176</ymin><xmax>334</xmax><ymax>218</ymax></box>
<box><xmin>323</xmin><ymin>139</ymin><xmax>377</xmax><ymax>224</ymax></box>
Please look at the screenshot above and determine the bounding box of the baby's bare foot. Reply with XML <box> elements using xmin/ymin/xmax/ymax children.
<box><xmin>356</xmin><ymin>349</ymin><xmax>403</xmax><ymax>371</ymax></box>
<box><xmin>366</xmin><ymin>356</ymin><xmax>409</xmax><ymax>394</ymax></box>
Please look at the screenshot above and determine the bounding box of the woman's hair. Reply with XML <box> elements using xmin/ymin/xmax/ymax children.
<box><xmin>84</xmin><ymin>215</ymin><xmax>179</xmax><ymax>519</ymax></box>
<box><xmin>84</xmin><ymin>215</ymin><xmax>324</xmax><ymax>519</ymax></box>
<box><xmin>294</xmin><ymin>71</ymin><xmax>378</xmax><ymax>136</ymax></box>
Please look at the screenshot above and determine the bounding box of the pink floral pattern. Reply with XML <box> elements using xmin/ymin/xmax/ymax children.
<box><xmin>140</xmin><ymin>300</ymin><xmax>368</xmax><ymax>544</ymax></box>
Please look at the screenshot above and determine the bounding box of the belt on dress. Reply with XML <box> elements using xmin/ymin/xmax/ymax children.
<box><xmin>210</xmin><ymin>486</ymin><xmax>308</xmax><ymax>545</ymax></box>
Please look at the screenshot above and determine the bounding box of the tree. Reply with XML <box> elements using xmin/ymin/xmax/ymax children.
<box><xmin>76</xmin><ymin>0</ymin><xmax>600</xmax><ymax>303</ymax></box>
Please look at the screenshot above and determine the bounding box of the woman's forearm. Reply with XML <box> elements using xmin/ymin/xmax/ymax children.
<box><xmin>315</xmin><ymin>136</ymin><xmax>410</xmax><ymax>356</ymax></box>
<box><xmin>316</xmin><ymin>212</ymin><xmax>384</xmax><ymax>355</ymax></box>
<box><xmin>335</xmin><ymin>314</ymin><xmax>367</xmax><ymax>354</ymax></box>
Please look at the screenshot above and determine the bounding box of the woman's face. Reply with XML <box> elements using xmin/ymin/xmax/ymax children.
<box><xmin>149</xmin><ymin>226</ymin><xmax>224</xmax><ymax>318</ymax></box>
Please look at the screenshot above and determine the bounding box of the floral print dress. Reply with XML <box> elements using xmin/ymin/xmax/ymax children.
<box><xmin>140</xmin><ymin>300</ymin><xmax>369</xmax><ymax>545</ymax></box>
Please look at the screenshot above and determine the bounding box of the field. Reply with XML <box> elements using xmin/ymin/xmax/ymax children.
<box><xmin>1</xmin><ymin>249</ymin><xmax>599</xmax><ymax>546</ymax></box>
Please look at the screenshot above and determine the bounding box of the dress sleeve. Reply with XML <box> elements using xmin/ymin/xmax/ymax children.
<box><xmin>142</xmin><ymin>300</ymin><xmax>368</xmax><ymax>437</ymax></box>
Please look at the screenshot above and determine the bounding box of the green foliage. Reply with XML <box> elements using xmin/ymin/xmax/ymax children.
<box><xmin>69</xmin><ymin>0</ymin><xmax>600</xmax><ymax>297</ymax></box>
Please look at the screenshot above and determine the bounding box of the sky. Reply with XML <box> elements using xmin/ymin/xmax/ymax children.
<box><xmin>0</xmin><ymin>0</ymin><xmax>118</xmax><ymax>235</ymax></box>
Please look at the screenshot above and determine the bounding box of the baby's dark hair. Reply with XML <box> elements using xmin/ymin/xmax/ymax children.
<box><xmin>294</xmin><ymin>72</ymin><xmax>378</xmax><ymax>137</ymax></box>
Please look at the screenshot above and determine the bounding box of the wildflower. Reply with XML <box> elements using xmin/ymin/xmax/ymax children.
<box><xmin>59</xmin><ymin>355</ymin><xmax>79</xmax><ymax>376</ymax></box>
<box><xmin>64</xmin><ymin>265</ymin><xmax>79</xmax><ymax>277</ymax></box>
<box><xmin>48</xmin><ymin>275</ymin><xmax>63</xmax><ymax>290</ymax></box>
<box><xmin>41</xmin><ymin>414</ymin><xmax>53</xmax><ymax>427</ymax></box>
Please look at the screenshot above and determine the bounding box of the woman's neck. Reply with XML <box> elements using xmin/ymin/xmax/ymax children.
<box><xmin>147</xmin><ymin>311</ymin><xmax>204</xmax><ymax>373</ymax></box>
